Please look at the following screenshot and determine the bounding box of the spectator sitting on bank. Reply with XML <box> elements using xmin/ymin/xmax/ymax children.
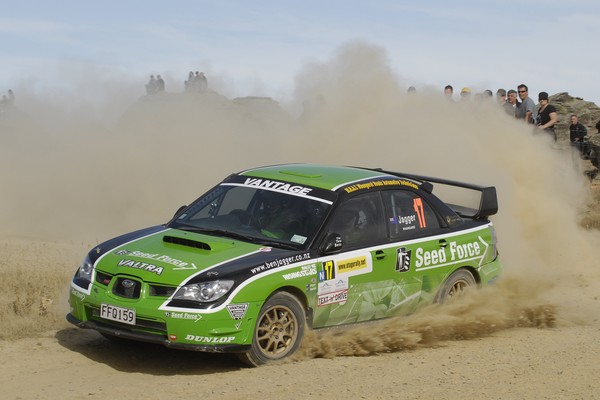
<box><xmin>184</xmin><ymin>71</ymin><xmax>207</xmax><ymax>92</ymax></box>
<box><xmin>1</xmin><ymin>90</ymin><xmax>15</xmax><ymax>112</ymax></box>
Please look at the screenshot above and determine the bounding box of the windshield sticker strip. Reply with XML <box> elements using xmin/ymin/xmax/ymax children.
<box><xmin>221</xmin><ymin>182</ymin><xmax>333</xmax><ymax>204</ymax></box>
<box><xmin>330</xmin><ymin>174</ymin><xmax>396</xmax><ymax>191</ymax></box>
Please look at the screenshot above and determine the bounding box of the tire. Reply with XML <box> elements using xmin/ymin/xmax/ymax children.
<box><xmin>436</xmin><ymin>269</ymin><xmax>476</xmax><ymax>303</ymax></box>
<box><xmin>237</xmin><ymin>292</ymin><xmax>305</xmax><ymax>367</ymax></box>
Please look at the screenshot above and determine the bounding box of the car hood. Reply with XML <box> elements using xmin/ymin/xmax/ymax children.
<box><xmin>93</xmin><ymin>227</ymin><xmax>290</xmax><ymax>285</ymax></box>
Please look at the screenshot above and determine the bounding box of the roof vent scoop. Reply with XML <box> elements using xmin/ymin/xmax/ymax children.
<box><xmin>163</xmin><ymin>235</ymin><xmax>211</xmax><ymax>250</ymax></box>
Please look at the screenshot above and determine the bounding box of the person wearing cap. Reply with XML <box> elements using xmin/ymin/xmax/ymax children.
<box><xmin>537</xmin><ymin>91</ymin><xmax>558</xmax><ymax>140</ymax></box>
<box><xmin>517</xmin><ymin>84</ymin><xmax>537</xmax><ymax>124</ymax></box>
<box><xmin>460</xmin><ymin>87</ymin><xmax>471</xmax><ymax>101</ymax></box>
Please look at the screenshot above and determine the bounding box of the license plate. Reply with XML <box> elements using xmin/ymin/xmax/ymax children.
<box><xmin>100</xmin><ymin>303</ymin><xmax>136</xmax><ymax>325</ymax></box>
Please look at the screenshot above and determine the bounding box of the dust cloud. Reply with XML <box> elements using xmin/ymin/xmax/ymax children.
<box><xmin>1</xmin><ymin>42</ymin><xmax>599</xmax><ymax>348</ymax></box>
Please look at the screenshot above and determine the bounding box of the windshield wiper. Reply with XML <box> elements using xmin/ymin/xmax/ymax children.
<box><xmin>175</xmin><ymin>226</ymin><xmax>256</xmax><ymax>242</ymax></box>
<box><xmin>255</xmin><ymin>240</ymin><xmax>300</xmax><ymax>251</ymax></box>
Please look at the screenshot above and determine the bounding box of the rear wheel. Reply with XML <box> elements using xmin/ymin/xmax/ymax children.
<box><xmin>437</xmin><ymin>269</ymin><xmax>476</xmax><ymax>303</ymax></box>
<box><xmin>237</xmin><ymin>292</ymin><xmax>305</xmax><ymax>367</ymax></box>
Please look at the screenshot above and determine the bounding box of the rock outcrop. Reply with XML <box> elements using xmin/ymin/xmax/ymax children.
<box><xmin>548</xmin><ymin>92</ymin><xmax>600</xmax><ymax>142</ymax></box>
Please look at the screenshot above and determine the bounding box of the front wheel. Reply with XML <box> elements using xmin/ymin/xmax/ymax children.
<box><xmin>237</xmin><ymin>292</ymin><xmax>305</xmax><ymax>367</ymax></box>
<box><xmin>436</xmin><ymin>269</ymin><xmax>476</xmax><ymax>303</ymax></box>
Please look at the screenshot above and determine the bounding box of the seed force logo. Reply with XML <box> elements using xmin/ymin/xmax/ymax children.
<box><xmin>415</xmin><ymin>237</ymin><xmax>488</xmax><ymax>269</ymax></box>
<box><xmin>114</xmin><ymin>250</ymin><xmax>195</xmax><ymax>270</ymax></box>
<box><xmin>165</xmin><ymin>311</ymin><xmax>203</xmax><ymax>322</ymax></box>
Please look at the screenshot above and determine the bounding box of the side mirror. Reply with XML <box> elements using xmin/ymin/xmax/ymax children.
<box><xmin>321</xmin><ymin>233</ymin><xmax>343</xmax><ymax>254</ymax></box>
<box><xmin>173</xmin><ymin>205</ymin><xmax>187</xmax><ymax>219</ymax></box>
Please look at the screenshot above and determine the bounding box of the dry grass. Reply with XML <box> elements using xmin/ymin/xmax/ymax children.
<box><xmin>0</xmin><ymin>238</ymin><xmax>87</xmax><ymax>340</ymax></box>
<box><xmin>579</xmin><ymin>187</ymin><xmax>600</xmax><ymax>230</ymax></box>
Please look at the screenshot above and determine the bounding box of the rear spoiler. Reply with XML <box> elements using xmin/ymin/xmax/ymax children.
<box><xmin>370</xmin><ymin>168</ymin><xmax>498</xmax><ymax>219</ymax></box>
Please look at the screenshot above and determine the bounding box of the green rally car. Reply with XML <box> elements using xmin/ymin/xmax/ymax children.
<box><xmin>67</xmin><ymin>164</ymin><xmax>501</xmax><ymax>366</ymax></box>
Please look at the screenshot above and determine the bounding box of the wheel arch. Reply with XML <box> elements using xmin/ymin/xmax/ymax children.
<box><xmin>434</xmin><ymin>265</ymin><xmax>480</xmax><ymax>303</ymax></box>
<box><xmin>265</xmin><ymin>285</ymin><xmax>312</xmax><ymax>328</ymax></box>
<box><xmin>460</xmin><ymin>265</ymin><xmax>482</xmax><ymax>286</ymax></box>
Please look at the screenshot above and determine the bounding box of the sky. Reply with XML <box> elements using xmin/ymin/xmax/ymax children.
<box><xmin>1</xmin><ymin>0</ymin><xmax>600</xmax><ymax>105</ymax></box>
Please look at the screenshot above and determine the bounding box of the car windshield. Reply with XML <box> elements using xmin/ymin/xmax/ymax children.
<box><xmin>168</xmin><ymin>184</ymin><xmax>332</xmax><ymax>249</ymax></box>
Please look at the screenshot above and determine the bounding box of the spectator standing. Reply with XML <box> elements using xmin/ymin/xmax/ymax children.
<box><xmin>569</xmin><ymin>114</ymin><xmax>588</xmax><ymax>156</ymax></box>
<box><xmin>185</xmin><ymin>71</ymin><xmax>194</xmax><ymax>91</ymax></box>
<box><xmin>505</xmin><ymin>89</ymin><xmax>521</xmax><ymax>117</ymax></box>
<box><xmin>460</xmin><ymin>87</ymin><xmax>471</xmax><ymax>101</ymax></box>
<box><xmin>517</xmin><ymin>84</ymin><xmax>537</xmax><ymax>124</ymax></box>
<box><xmin>444</xmin><ymin>84</ymin><xmax>454</xmax><ymax>101</ymax></box>
<box><xmin>145</xmin><ymin>75</ymin><xmax>157</xmax><ymax>95</ymax></box>
<box><xmin>587</xmin><ymin>121</ymin><xmax>600</xmax><ymax>172</ymax></box>
<box><xmin>156</xmin><ymin>75</ymin><xmax>165</xmax><ymax>92</ymax></box>
<box><xmin>536</xmin><ymin>91</ymin><xmax>558</xmax><ymax>140</ymax></box>
<box><xmin>569</xmin><ymin>114</ymin><xmax>587</xmax><ymax>142</ymax></box>
<box><xmin>198</xmin><ymin>72</ymin><xmax>208</xmax><ymax>91</ymax></box>
<box><xmin>496</xmin><ymin>88</ymin><xmax>506</xmax><ymax>106</ymax></box>
<box><xmin>7</xmin><ymin>89</ymin><xmax>15</xmax><ymax>105</ymax></box>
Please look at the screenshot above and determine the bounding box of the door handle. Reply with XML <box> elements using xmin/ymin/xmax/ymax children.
<box><xmin>439</xmin><ymin>239</ymin><xmax>448</xmax><ymax>248</ymax></box>
<box><xmin>375</xmin><ymin>250</ymin><xmax>386</xmax><ymax>260</ymax></box>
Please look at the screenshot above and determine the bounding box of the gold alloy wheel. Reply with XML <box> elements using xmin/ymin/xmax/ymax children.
<box><xmin>447</xmin><ymin>278</ymin><xmax>470</xmax><ymax>297</ymax></box>
<box><xmin>256</xmin><ymin>304</ymin><xmax>299</xmax><ymax>358</ymax></box>
<box><xmin>437</xmin><ymin>269</ymin><xmax>477</xmax><ymax>303</ymax></box>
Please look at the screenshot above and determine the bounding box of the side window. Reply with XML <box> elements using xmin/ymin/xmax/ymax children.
<box><xmin>327</xmin><ymin>192</ymin><xmax>386</xmax><ymax>248</ymax></box>
<box><xmin>383</xmin><ymin>190</ymin><xmax>440</xmax><ymax>239</ymax></box>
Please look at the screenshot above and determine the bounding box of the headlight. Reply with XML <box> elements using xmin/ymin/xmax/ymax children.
<box><xmin>173</xmin><ymin>280</ymin><xmax>234</xmax><ymax>303</ymax></box>
<box><xmin>75</xmin><ymin>255</ymin><xmax>94</xmax><ymax>283</ymax></box>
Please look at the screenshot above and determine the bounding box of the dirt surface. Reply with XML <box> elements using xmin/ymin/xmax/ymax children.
<box><xmin>0</xmin><ymin>319</ymin><xmax>598</xmax><ymax>399</ymax></box>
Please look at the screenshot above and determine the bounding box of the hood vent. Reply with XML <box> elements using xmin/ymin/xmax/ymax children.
<box><xmin>163</xmin><ymin>235</ymin><xmax>211</xmax><ymax>251</ymax></box>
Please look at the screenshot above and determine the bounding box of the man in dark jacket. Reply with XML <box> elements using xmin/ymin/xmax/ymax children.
<box><xmin>570</xmin><ymin>114</ymin><xmax>588</xmax><ymax>157</ymax></box>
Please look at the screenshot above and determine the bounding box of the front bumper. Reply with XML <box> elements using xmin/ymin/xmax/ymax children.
<box><xmin>66</xmin><ymin>313</ymin><xmax>250</xmax><ymax>353</ymax></box>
